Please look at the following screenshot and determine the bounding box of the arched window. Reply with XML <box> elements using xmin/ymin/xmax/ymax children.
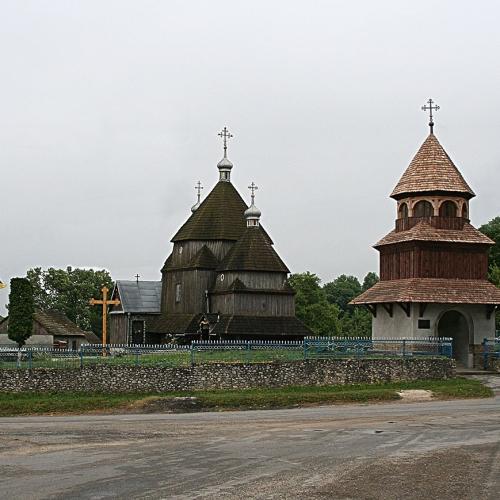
<box><xmin>439</xmin><ymin>201</ymin><xmax>457</xmax><ymax>217</ymax></box>
<box><xmin>462</xmin><ymin>205</ymin><xmax>468</xmax><ymax>219</ymax></box>
<box><xmin>398</xmin><ymin>202</ymin><xmax>409</xmax><ymax>219</ymax></box>
<box><xmin>413</xmin><ymin>200</ymin><xmax>433</xmax><ymax>217</ymax></box>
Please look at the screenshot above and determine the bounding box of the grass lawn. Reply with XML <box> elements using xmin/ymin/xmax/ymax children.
<box><xmin>0</xmin><ymin>378</ymin><xmax>492</xmax><ymax>417</ymax></box>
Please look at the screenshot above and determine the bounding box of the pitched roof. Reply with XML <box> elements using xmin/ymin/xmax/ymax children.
<box><xmin>375</xmin><ymin>222</ymin><xmax>494</xmax><ymax>248</ymax></box>
<box><xmin>34</xmin><ymin>310</ymin><xmax>88</xmax><ymax>337</ymax></box>
<box><xmin>351</xmin><ymin>278</ymin><xmax>500</xmax><ymax>305</ymax></box>
<box><xmin>210</xmin><ymin>315</ymin><xmax>313</xmax><ymax>338</ymax></box>
<box><xmin>114</xmin><ymin>281</ymin><xmax>161</xmax><ymax>313</ymax></box>
<box><xmin>172</xmin><ymin>181</ymin><xmax>273</xmax><ymax>243</ymax></box>
<box><xmin>391</xmin><ymin>133</ymin><xmax>475</xmax><ymax>199</ymax></box>
<box><xmin>146</xmin><ymin>313</ymin><xmax>200</xmax><ymax>334</ymax></box>
<box><xmin>162</xmin><ymin>245</ymin><xmax>220</xmax><ymax>272</ymax></box>
<box><xmin>217</xmin><ymin>226</ymin><xmax>289</xmax><ymax>273</ymax></box>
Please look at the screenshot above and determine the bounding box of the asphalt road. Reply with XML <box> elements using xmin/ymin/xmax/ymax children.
<box><xmin>1</xmin><ymin>385</ymin><xmax>500</xmax><ymax>499</ymax></box>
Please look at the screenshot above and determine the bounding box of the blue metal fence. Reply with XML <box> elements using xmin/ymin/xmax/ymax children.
<box><xmin>481</xmin><ymin>338</ymin><xmax>500</xmax><ymax>370</ymax></box>
<box><xmin>0</xmin><ymin>337</ymin><xmax>453</xmax><ymax>370</ymax></box>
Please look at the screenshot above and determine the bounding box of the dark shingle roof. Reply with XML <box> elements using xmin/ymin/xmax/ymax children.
<box><xmin>35</xmin><ymin>310</ymin><xmax>88</xmax><ymax>337</ymax></box>
<box><xmin>114</xmin><ymin>281</ymin><xmax>161</xmax><ymax>313</ymax></box>
<box><xmin>217</xmin><ymin>227</ymin><xmax>289</xmax><ymax>273</ymax></box>
<box><xmin>172</xmin><ymin>182</ymin><xmax>250</xmax><ymax>242</ymax></box>
<box><xmin>147</xmin><ymin>313</ymin><xmax>200</xmax><ymax>334</ymax></box>
<box><xmin>375</xmin><ymin>222</ymin><xmax>494</xmax><ymax>248</ymax></box>
<box><xmin>351</xmin><ymin>278</ymin><xmax>500</xmax><ymax>305</ymax></box>
<box><xmin>211</xmin><ymin>315</ymin><xmax>313</xmax><ymax>338</ymax></box>
<box><xmin>163</xmin><ymin>245</ymin><xmax>220</xmax><ymax>272</ymax></box>
<box><xmin>171</xmin><ymin>181</ymin><xmax>273</xmax><ymax>243</ymax></box>
<box><xmin>391</xmin><ymin>133</ymin><xmax>475</xmax><ymax>199</ymax></box>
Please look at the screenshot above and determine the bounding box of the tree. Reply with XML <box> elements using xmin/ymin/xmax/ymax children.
<box><xmin>288</xmin><ymin>272</ymin><xmax>341</xmax><ymax>335</ymax></box>
<box><xmin>339</xmin><ymin>307</ymin><xmax>372</xmax><ymax>337</ymax></box>
<box><xmin>479</xmin><ymin>217</ymin><xmax>500</xmax><ymax>270</ymax></box>
<box><xmin>323</xmin><ymin>275</ymin><xmax>362</xmax><ymax>312</ymax></box>
<box><xmin>362</xmin><ymin>272</ymin><xmax>379</xmax><ymax>291</ymax></box>
<box><xmin>26</xmin><ymin>267</ymin><xmax>113</xmax><ymax>339</ymax></box>
<box><xmin>7</xmin><ymin>278</ymin><xmax>35</xmax><ymax>347</ymax></box>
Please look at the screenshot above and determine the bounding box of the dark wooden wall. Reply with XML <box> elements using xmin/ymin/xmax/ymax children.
<box><xmin>109</xmin><ymin>314</ymin><xmax>128</xmax><ymax>344</ymax></box>
<box><xmin>380</xmin><ymin>243</ymin><xmax>489</xmax><ymax>280</ymax></box>
<box><xmin>211</xmin><ymin>292</ymin><xmax>295</xmax><ymax>316</ymax></box>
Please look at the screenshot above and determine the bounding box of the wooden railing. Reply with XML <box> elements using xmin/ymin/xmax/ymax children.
<box><xmin>395</xmin><ymin>216</ymin><xmax>467</xmax><ymax>232</ymax></box>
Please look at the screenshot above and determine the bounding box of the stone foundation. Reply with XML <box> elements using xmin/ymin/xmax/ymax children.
<box><xmin>0</xmin><ymin>358</ymin><xmax>455</xmax><ymax>393</ymax></box>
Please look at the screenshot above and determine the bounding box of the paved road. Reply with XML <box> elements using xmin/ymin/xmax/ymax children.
<box><xmin>1</xmin><ymin>390</ymin><xmax>500</xmax><ymax>499</ymax></box>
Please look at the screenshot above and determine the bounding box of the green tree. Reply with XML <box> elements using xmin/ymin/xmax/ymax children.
<box><xmin>26</xmin><ymin>267</ymin><xmax>113</xmax><ymax>339</ymax></box>
<box><xmin>288</xmin><ymin>272</ymin><xmax>341</xmax><ymax>335</ymax></box>
<box><xmin>339</xmin><ymin>307</ymin><xmax>372</xmax><ymax>337</ymax></box>
<box><xmin>7</xmin><ymin>278</ymin><xmax>35</xmax><ymax>347</ymax></box>
<box><xmin>323</xmin><ymin>275</ymin><xmax>362</xmax><ymax>312</ymax></box>
<box><xmin>479</xmin><ymin>217</ymin><xmax>500</xmax><ymax>269</ymax></box>
<box><xmin>362</xmin><ymin>272</ymin><xmax>379</xmax><ymax>291</ymax></box>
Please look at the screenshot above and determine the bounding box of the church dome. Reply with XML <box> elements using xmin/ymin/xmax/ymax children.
<box><xmin>217</xmin><ymin>157</ymin><xmax>233</xmax><ymax>169</ymax></box>
<box><xmin>244</xmin><ymin>203</ymin><xmax>261</xmax><ymax>220</ymax></box>
<box><xmin>191</xmin><ymin>201</ymin><xmax>201</xmax><ymax>213</ymax></box>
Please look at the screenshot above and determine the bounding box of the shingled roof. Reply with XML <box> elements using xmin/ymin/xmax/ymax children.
<box><xmin>391</xmin><ymin>133</ymin><xmax>475</xmax><ymax>199</ymax></box>
<box><xmin>217</xmin><ymin>226</ymin><xmax>289</xmax><ymax>273</ymax></box>
<box><xmin>114</xmin><ymin>281</ymin><xmax>161</xmax><ymax>313</ymax></box>
<box><xmin>351</xmin><ymin>278</ymin><xmax>500</xmax><ymax>305</ymax></box>
<box><xmin>375</xmin><ymin>222</ymin><xmax>494</xmax><ymax>248</ymax></box>
<box><xmin>211</xmin><ymin>315</ymin><xmax>313</xmax><ymax>338</ymax></box>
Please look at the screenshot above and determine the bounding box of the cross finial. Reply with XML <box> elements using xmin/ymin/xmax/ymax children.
<box><xmin>421</xmin><ymin>98</ymin><xmax>440</xmax><ymax>134</ymax></box>
<box><xmin>135</xmin><ymin>274</ymin><xmax>140</xmax><ymax>283</ymax></box>
<box><xmin>195</xmin><ymin>181</ymin><xmax>203</xmax><ymax>203</ymax></box>
<box><xmin>248</xmin><ymin>182</ymin><xmax>258</xmax><ymax>204</ymax></box>
<box><xmin>218</xmin><ymin>126</ymin><xmax>233</xmax><ymax>158</ymax></box>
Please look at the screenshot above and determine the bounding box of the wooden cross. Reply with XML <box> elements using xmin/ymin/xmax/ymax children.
<box><xmin>218</xmin><ymin>126</ymin><xmax>233</xmax><ymax>156</ymax></box>
<box><xmin>135</xmin><ymin>274</ymin><xmax>140</xmax><ymax>283</ymax></box>
<box><xmin>248</xmin><ymin>182</ymin><xmax>258</xmax><ymax>204</ymax></box>
<box><xmin>0</xmin><ymin>279</ymin><xmax>6</xmax><ymax>290</ymax></box>
<box><xmin>90</xmin><ymin>286</ymin><xmax>120</xmax><ymax>355</ymax></box>
<box><xmin>421</xmin><ymin>98</ymin><xmax>440</xmax><ymax>133</ymax></box>
<box><xmin>195</xmin><ymin>181</ymin><xmax>203</xmax><ymax>203</ymax></box>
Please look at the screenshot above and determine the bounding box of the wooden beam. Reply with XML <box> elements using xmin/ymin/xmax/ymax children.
<box><xmin>486</xmin><ymin>305</ymin><xmax>496</xmax><ymax>320</ymax></box>
<box><xmin>397</xmin><ymin>302</ymin><xmax>411</xmax><ymax>317</ymax></box>
<box><xmin>419</xmin><ymin>303</ymin><xmax>428</xmax><ymax>318</ymax></box>
<box><xmin>382</xmin><ymin>303</ymin><xmax>393</xmax><ymax>317</ymax></box>
<box><xmin>364</xmin><ymin>304</ymin><xmax>377</xmax><ymax>318</ymax></box>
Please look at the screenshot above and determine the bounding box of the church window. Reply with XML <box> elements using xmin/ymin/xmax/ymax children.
<box><xmin>220</xmin><ymin>274</ymin><xmax>225</xmax><ymax>282</ymax></box>
<box><xmin>413</xmin><ymin>200</ymin><xmax>433</xmax><ymax>217</ymax></box>
<box><xmin>439</xmin><ymin>201</ymin><xmax>457</xmax><ymax>217</ymax></box>
<box><xmin>178</xmin><ymin>246</ymin><xmax>183</xmax><ymax>255</ymax></box>
<box><xmin>175</xmin><ymin>283</ymin><xmax>182</xmax><ymax>303</ymax></box>
<box><xmin>398</xmin><ymin>202</ymin><xmax>409</xmax><ymax>219</ymax></box>
<box><xmin>462</xmin><ymin>204</ymin><xmax>468</xmax><ymax>219</ymax></box>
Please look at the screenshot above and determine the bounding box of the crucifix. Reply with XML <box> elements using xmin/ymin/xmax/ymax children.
<box><xmin>195</xmin><ymin>181</ymin><xmax>203</xmax><ymax>204</ymax></box>
<box><xmin>90</xmin><ymin>286</ymin><xmax>120</xmax><ymax>355</ymax></box>
<box><xmin>421</xmin><ymin>98</ymin><xmax>440</xmax><ymax>133</ymax></box>
<box><xmin>218</xmin><ymin>126</ymin><xmax>233</xmax><ymax>157</ymax></box>
<box><xmin>135</xmin><ymin>274</ymin><xmax>140</xmax><ymax>283</ymax></box>
<box><xmin>248</xmin><ymin>182</ymin><xmax>258</xmax><ymax>204</ymax></box>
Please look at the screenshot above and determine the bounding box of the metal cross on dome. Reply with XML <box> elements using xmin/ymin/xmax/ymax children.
<box><xmin>421</xmin><ymin>98</ymin><xmax>440</xmax><ymax>133</ymax></box>
<box><xmin>195</xmin><ymin>181</ymin><xmax>203</xmax><ymax>202</ymax></box>
<box><xmin>218</xmin><ymin>126</ymin><xmax>233</xmax><ymax>157</ymax></box>
<box><xmin>248</xmin><ymin>182</ymin><xmax>258</xmax><ymax>204</ymax></box>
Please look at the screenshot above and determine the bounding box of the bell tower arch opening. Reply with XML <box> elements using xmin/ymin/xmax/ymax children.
<box><xmin>437</xmin><ymin>310</ymin><xmax>471</xmax><ymax>367</ymax></box>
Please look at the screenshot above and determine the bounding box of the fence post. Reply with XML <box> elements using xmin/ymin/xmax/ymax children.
<box><xmin>135</xmin><ymin>350</ymin><xmax>140</xmax><ymax>367</ymax></box>
<box><xmin>246</xmin><ymin>341</ymin><xmax>251</xmax><ymax>363</ymax></box>
<box><xmin>190</xmin><ymin>344</ymin><xmax>195</xmax><ymax>366</ymax></box>
<box><xmin>79</xmin><ymin>348</ymin><xmax>84</xmax><ymax>369</ymax></box>
<box><xmin>402</xmin><ymin>340</ymin><xmax>406</xmax><ymax>357</ymax></box>
<box><xmin>28</xmin><ymin>350</ymin><xmax>32</xmax><ymax>370</ymax></box>
<box><xmin>303</xmin><ymin>339</ymin><xmax>307</xmax><ymax>361</ymax></box>
<box><xmin>482</xmin><ymin>338</ymin><xmax>488</xmax><ymax>370</ymax></box>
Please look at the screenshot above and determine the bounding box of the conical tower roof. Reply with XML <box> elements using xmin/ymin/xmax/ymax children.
<box><xmin>390</xmin><ymin>133</ymin><xmax>475</xmax><ymax>200</ymax></box>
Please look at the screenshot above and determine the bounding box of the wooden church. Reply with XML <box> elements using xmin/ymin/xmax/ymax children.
<box><xmin>352</xmin><ymin>101</ymin><xmax>500</xmax><ymax>367</ymax></box>
<box><xmin>109</xmin><ymin>128</ymin><xmax>312</xmax><ymax>343</ymax></box>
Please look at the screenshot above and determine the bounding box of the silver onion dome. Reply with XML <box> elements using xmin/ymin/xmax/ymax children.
<box><xmin>244</xmin><ymin>203</ymin><xmax>261</xmax><ymax>220</ymax></box>
<box><xmin>191</xmin><ymin>201</ymin><xmax>201</xmax><ymax>213</ymax></box>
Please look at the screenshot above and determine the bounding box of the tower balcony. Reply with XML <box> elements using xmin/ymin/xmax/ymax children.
<box><xmin>395</xmin><ymin>216</ymin><xmax>468</xmax><ymax>232</ymax></box>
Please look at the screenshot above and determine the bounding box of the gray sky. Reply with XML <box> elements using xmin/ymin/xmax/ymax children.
<box><xmin>1</xmin><ymin>0</ymin><xmax>500</xmax><ymax>315</ymax></box>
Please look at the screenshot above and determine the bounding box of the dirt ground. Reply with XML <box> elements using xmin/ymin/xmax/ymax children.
<box><xmin>1</xmin><ymin>380</ymin><xmax>500</xmax><ymax>499</ymax></box>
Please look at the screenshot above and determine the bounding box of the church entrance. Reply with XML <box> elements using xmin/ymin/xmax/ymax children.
<box><xmin>438</xmin><ymin>311</ymin><xmax>470</xmax><ymax>367</ymax></box>
<box><xmin>131</xmin><ymin>320</ymin><xmax>145</xmax><ymax>345</ymax></box>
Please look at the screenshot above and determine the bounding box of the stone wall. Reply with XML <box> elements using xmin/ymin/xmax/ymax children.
<box><xmin>0</xmin><ymin>358</ymin><xmax>455</xmax><ymax>393</ymax></box>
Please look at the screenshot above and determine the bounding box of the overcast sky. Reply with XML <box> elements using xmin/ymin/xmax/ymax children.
<box><xmin>1</xmin><ymin>0</ymin><xmax>500</xmax><ymax>315</ymax></box>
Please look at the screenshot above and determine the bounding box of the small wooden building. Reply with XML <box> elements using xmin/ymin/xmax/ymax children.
<box><xmin>352</xmin><ymin>115</ymin><xmax>500</xmax><ymax>367</ymax></box>
<box><xmin>0</xmin><ymin>310</ymin><xmax>99</xmax><ymax>348</ymax></box>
